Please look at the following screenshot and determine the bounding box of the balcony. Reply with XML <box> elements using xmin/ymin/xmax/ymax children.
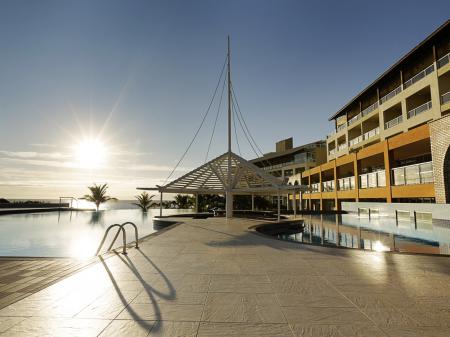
<box><xmin>385</xmin><ymin>115</ymin><xmax>403</xmax><ymax>129</ymax></box>
<box><xmin>361</xmin><ymin>101</ymin><xmax>378</xmax><ymax>117</ymax></box>
<box><xmin>338</xmin><ymin>143</ymin><xmax>347</xmax><ymax>152</ymax></box>
<box><xmin>322</xmin><ymin>180</ymin><xmax>335</xmax><ymax>192</ymax></box>
<box><xmin>392</xmin><ymin>161</ymin><xmax>433</xmax><ymax>186</ymax></box>
<box><xmin>347</xmin><ymin>113</ymin><xmax>361</xmax><ymax>126</ymax></box>
<box><xmin>441</xmin><ymin>92</ymin><xmax>450</xmax><ymax>105</ymax></box>
<box><xmin>437</xmin><ymin>52</ymin><xmax>449</xmax><ymax>69</ymax></box>
<box><xmin>380</xmin><ymin>85</ymin><xmax>402</xmax><ymax>105</ymax></box>
<box><xmin>349</xmin><ymin>135</ymin><xmax>363</xmax><ymax>147</ymax></box>
<box><xmin>407</xmin><ymin>100</ymin><xmax>432</xmax><ymax>119</ymax></box>
<box><xmin>362</xmin><ymin>126</ymin><xmax>380</xmax><ymax>141</ymax></box>
<box><xmin>338</xmin><ymin>176</ymin><xmax>355</xmax><ymax>191</ymax></box>
<box><xmin>403</xmin><ymin>64</ymin><xmax>434</xmax><ymax>89</ymax></box>
<box><xmin>359</xmin><ymin>170</ymin><xmax>386</xmax><ymax>189</ymax></box>
<box><xmin>329</xmin><ymin>149</ymin><xmax>336</xmax><ymax>156</ymax></box>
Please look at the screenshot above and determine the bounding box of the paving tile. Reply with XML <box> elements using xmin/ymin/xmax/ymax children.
<box><xmin>0</xmin><ymin>317</ymin><xmax>26</xmax><ymax>333</ymax></box>
<box><xmin>133</xmin><ymin>291</ymin><xmax>206</xmax><ymax>305</ymax></box>
<box><xmin>116</xmin><ymin>303</ymin><xmax>203</xmax><ymax>321</ymax></box>
<box><xmin>382</xmin><ymin>326</ymin><xmax>450</xmax><ymax>337</ymax></box>
<box><xmin>98</xmin><ymin>320</ymin><xmax>154</xmax><ymax>337</ymax></box>
<box><xmin>2</xmin><ymin>317</ymin><xmax>110</xmax><ymax>337</ymax></box>
<box><xmin>202</xmin><ymin>293</ymin><xmax>285</xmax><ymax>323</ymax></box>
<box><xmin>147</xmin><ymin>321</ymin><xmax>199</xmax><ymax>337</ymax></box>
<box><xmin>197</xmin><ymin>322</ymin><xmax>294</xmax><ymax>337</ymax></box>
<box><xmin>209</xmin><ymin>274</ymin><xmax>272</xmax><ymax>293</ymax></box>
<box><xmin>276</xmin><ymin>292</ymin><xmax>353</xmax><ymax>308</ymax></box>
<box><xmin>282</xmin><ymin>306</ymin><xmax>369</xmax><ymax>325</ymax></box>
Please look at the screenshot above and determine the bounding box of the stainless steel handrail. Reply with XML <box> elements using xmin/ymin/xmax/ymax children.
<box><xmin>96</xmin><ymin>224</ymin><xmax>126</xmax><ymax>255</ymax></box>
<box><xmin>96</xmin><ymin>221</ymin><xmax>139</xmax><ymax>256</ymax></box>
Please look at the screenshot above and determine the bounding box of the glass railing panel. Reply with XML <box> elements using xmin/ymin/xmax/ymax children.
<box><xmin>441</xmin><ymin>92</ymin><xmax>450</xmax><ymax>105</ymax></box>
<box><xmin>347</xmin><ymin>113</ymin><xmax>361</xmax><ymax>126</ymax></box>
<box><xmin>419</xmin><ymin>162</ymin><xmax>434</xmax><ymax>184</ymax></box>
<box><xmin>361</xmin><ymin>102</ymin><xmax>379</xmax><ymax>117</ymax></box>
<box><xmin>392</xmin><ymin>162</ymin><xmax>433</xmax><ymax>185</ymax></box>
<box><xmin>385</xmin><ymin>115</ymin><xmax>403</xmax><ymax>129</ymax></box>
<box><xmin>407</xmin><ymin>101</ymin><xmax>432</xmax><ymax>119</ymax></box>
<box><xmin>403</xmin><ymin>64</ymin><xmax>434</xmax><ymax>89</ymax></box>
<box><xmin>377</xmin><ymin>171</ymin><xmax>386</xmax><ymax>187</ymax></box>
<box><xmin>437</xmin><ymin>52</ymin><xmax>449</xmax><ymax>68</ymax></box>
<box><xmin>338</xmin><ymin>143</ymin><xmax>347</xmax><ymax>151</ymax></box>
<box><xmin>380</xmin><ymin>85</ymin><xmax>402</xmax><ymax>105</ymax></box>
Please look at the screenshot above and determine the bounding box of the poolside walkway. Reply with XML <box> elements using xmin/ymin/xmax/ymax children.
<box><xmin>0</xmin><ymin>217</ymin><xmax>449</xmax><ymax>336</ymax></box>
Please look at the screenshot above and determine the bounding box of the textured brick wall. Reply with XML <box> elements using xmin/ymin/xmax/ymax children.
<box><xmin>430</xmin><ymin>115</ymin><xmax>450</xmax><ymax>204</ymax></box>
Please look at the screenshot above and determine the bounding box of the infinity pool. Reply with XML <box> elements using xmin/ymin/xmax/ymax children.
<box><xmin>0</xmin><ymin>209</ymin><xmax>185</xmax><ymax>258</ymax></box>
<box><xmin>278</xmin><ymin>214</ymin><xmax>450</xmax><ymax>256</ymax></box>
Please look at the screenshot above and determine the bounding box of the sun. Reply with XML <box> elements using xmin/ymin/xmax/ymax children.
<box><xmin>74</xmin><ymin>139</ymin><xmax>107</xmax><ymax>169</ymax></box>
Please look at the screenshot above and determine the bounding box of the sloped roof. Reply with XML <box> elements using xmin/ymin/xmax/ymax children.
<box><xmin>138</xmin><ymin>152</ymin><xmax>307</xmax><ymax>194</ymax></box>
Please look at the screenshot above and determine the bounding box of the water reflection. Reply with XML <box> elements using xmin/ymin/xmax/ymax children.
<box><xmin>278</xmin><ymin>214</ymin><xmax>450</xmax><ymax>256</ymax></box>
<box><xmin>0</xmin><ymin>209</ymin><xmax>187</xmax><ymax>258</ymax></box>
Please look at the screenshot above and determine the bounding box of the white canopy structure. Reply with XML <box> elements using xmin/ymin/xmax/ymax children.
<box><xmin>137</xmin><ymin>37</ymin><xmax>307</xmax><ymax>221</ymax></box>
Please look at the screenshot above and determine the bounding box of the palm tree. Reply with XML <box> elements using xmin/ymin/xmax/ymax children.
<box><xmin>82</xmin><ymin>183</ymin><xmax>117</xmax><ymax>211</ymax></box>
<box><xmin>133</xmin><ymin>192</ymin><xmax>155</xmax><ymax>212</ymax></box>
<box><xmin>174</xmin><ymin>194</ymin><xmax>194</xmax><ymax>209</ymax></box>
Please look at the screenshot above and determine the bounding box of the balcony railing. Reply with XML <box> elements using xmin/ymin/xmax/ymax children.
<box><xmin>322</xmin><ymin>180</ymin><xmax>335</xmax><ymax>192</ymax></box>
<box><xmin>310</xmin><ymin>183</ymin><xmax>320</xmax><ymax>193</ymax></box>
<box><xmin>363</xmin><ymin>127</ymin><xmax>380</xmax><ymax>141</ymax></box>
<box><xmin>359</xmin><ymin>170</ymin><xmax>386</xmax><ymax>189</ymax></box>
<box><xmin>392</xmin><ymin>161</ymin><xmax>433</xmax><ymax>186</ymax></box>
<box><xmin>338</xmin><ymin>176</ymin><xmax>355</xmax><ymax>191</ymax></box>
<box><xmin>337</xmin><ymin>124</ymin><xmax>346</xmax><ymax>132</ymax></box>
<box><xmin>329</xmin><ymin>149</ymin><xmax>336</xmax><ymax>156</ymax></box>
<box><xmin>385</xmin><ymin>115</ymin><xmax>403</xmax><ymax>129</ymax></box>
<box><xmin>437</xmin><ymin>52</ymin><xmax>449</xmax><ymax>69</ymax></box>
<box><xmin>380</xmin><ymin>85</ymin><xmax>402</xmax><ymax>105</ymax></box>
<box><xmin>441</xmin><ymin>92</ymin><xmax>450</xmax><ymax>105</ymax></box>
<box><xmin>361</xmin><ymin>101</ymin><xmax>379</xmax><ymax>117</ymax></box>
<box><xmin>338</xmin><ymin>143</ymin><xmax>347</xmax><ymax>151</ymax></box>
<box><xmin>349</xmin><ymin>135</ymin><xmax>363</xmax><ymax>147</ymax></box>
<box><xmin>407</xmin><ymin>100</ymin><xmax>432</xmax><ymax>119</ymax></box>
<box><xmin>347</xmin><ymin>113</ymin><xmax>361</xmax><ymax>126</ymax></box>
<box><xmin>403</xmin><ymin>64</ymin><xmax>434</xmax><ymax>89</ymax></box>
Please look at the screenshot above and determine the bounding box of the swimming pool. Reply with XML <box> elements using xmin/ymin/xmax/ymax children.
<box><xmin>276</xmin><ymin>214</ymin><xmax>450</xmax><ymax>256</ymax></box>
<box><xmin>0</xmin><ymin>209</ymin><xmax>186</xmax><ymax>258</ymax></box>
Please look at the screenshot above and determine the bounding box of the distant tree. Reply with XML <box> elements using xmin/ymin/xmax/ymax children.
<box><xmin>81</xmin><ymin>183</ymin><xmax>117</xmax><ymax>211</ymax></box>
<box><xmin>0</xmin><ymin>198</ymin><xmax>10</xmax><ymax>204</ymax></box>
<box><xmin>198</xmin><ymin>194</ymin><xmax>225</xmax><ymax>212</ymax></box>
<box><xmin>133</xmin><ymin>192</ymin><xmax>155</xmax><ymax>212</ymax></box>
<box><xmin>173</xmin><ymin>194</ymin><xmax>194</xmax><ymax>209</ymax></box>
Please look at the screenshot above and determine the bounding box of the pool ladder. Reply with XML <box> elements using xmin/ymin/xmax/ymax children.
<box><xmin>96</xmin><ymin>222</ymin><xmax>139</xmax><ymax>255</ymax></box>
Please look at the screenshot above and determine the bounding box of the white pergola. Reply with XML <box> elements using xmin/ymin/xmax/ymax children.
<box><xmin>137</xmin><ymin>151</ymin><xmax>307</xmax><ymax>221</ymax></box>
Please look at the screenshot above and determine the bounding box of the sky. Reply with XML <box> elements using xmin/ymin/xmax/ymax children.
<box><xmin>0</xmin><ymin>0</ymin><xmax>449</xmax><ymax>199</ymax></box>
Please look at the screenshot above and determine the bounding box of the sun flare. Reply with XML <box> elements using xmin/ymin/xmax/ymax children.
<box><xmin>74</xmin><ymin>139</ymin><xmax>107</xmax><ymax>169</ymax></box>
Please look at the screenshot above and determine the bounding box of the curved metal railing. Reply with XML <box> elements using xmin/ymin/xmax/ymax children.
<box><xmin>96</xmin><ymin>222</ymin><xmax>139</xmax><ymax>256</ymax></box>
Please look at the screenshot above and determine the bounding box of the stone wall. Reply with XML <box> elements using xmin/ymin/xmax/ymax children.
<box><xmin>429</xmin><ymin>114</ymin><xmax>450</xmax><ymax>204</ymax></box>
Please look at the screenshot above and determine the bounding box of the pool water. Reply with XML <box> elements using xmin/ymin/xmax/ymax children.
<box><xmin>0</xmin><ymin>209</ymin><xmax>185</xmax><ymax>258</ymax></box>
<box><xmin>278</xmin><ymin>214</ymin><xmax>450</xmax><ymax>256</ymax></box>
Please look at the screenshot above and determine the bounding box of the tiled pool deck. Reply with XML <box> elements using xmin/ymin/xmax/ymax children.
<box><xmin>0</xmin><ymin>217</ymin><xmax>449</xmax><ymax>336</ymax></box>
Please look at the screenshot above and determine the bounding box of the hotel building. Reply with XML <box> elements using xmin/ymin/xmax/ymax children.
<box><xmin>291</xmin><ymin>20</ymin><xmax>450</xmax><ymax>211</ymax></box>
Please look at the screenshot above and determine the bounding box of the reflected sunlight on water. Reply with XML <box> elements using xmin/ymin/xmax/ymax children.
<box><xmin>0</xmin><ymin>208</ymin><xmax>187</xmax><ymax>258</ymax></box>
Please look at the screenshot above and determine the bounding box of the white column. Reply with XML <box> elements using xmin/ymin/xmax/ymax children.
<box><xmin>293</xmin><ymin>190</ymin><xmax>297</xmax><ymax>218</ymax></box>
<box><xmin>286</xmin><ymin>194</ymin><xmax>290</xmax><ymax>211</ymax></box>
<box><xmin>226</xmin><ymin>191</ymin><xmax>233</xmax><ymax>218</ymax></box>
<box><xmin>277</xmin><ymin>191</ymin><xmax>281</xmax><ymax>222</ymax></box>
<box><xmin>159</xmin><ymin>192</ymin><xmax>163</xmax><ymax>217</ymax></box>
<box><xmin>299</xmin><ymin>191</ymin><xmax>303</xmax><ymax>211</ymax></box>
<box><xmin>251</xmin><ymin>194</ymin><xmax>255</xmax><ymax>211</ymax></box>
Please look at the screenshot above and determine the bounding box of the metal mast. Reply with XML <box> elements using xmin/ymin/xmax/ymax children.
<box><xmin>226</xmin><ymin>36</ymin><xmax>233</xmax><ymax>218</ymax></box>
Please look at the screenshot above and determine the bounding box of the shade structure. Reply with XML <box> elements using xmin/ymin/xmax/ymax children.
<box><xmin>137</xmin><ymin>151</ymin><xmax>308</xmax><ymax>219</ymax></box>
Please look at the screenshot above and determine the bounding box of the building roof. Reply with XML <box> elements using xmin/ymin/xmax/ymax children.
<box><xmin>250</xmin><ymin>140</ymin><xmax>324</xmax><ymax>163</ymax></box>
<box><xmin>329</xmin><ymin>19</ymin><xmax>449</xmax><ymax>121</ymax></box>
